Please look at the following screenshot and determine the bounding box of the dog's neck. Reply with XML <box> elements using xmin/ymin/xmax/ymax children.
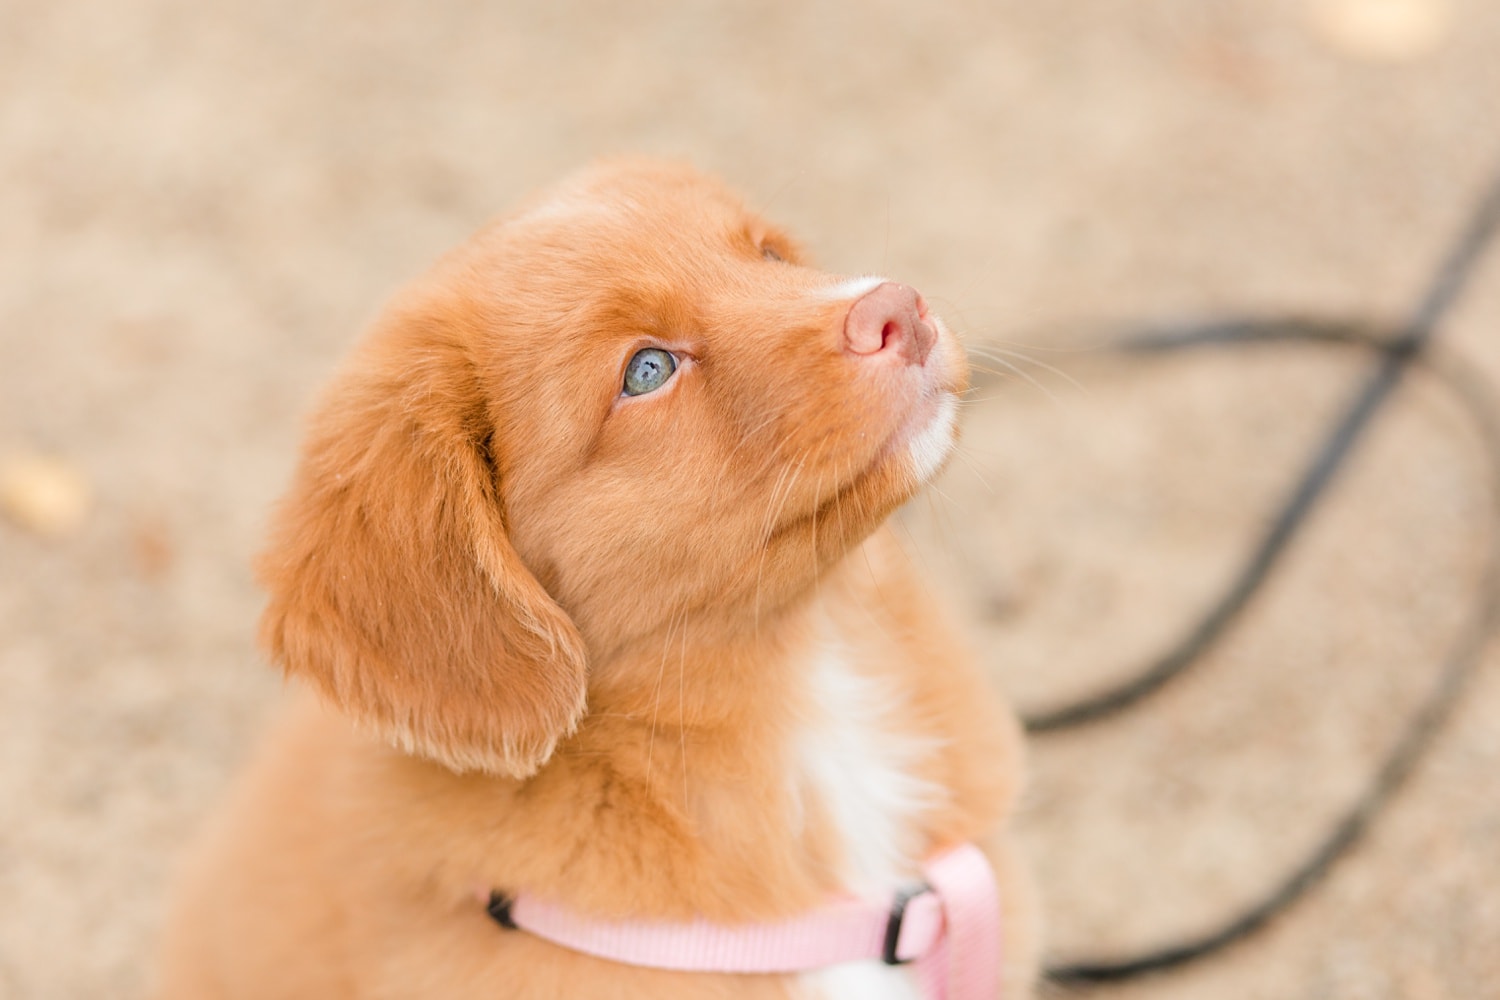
<box><xmin>572</xmin><ymin>536</ymin><xmax>946</xmax><ymax>901</ymax></box>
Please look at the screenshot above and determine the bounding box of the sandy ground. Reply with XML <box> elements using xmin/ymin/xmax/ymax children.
<box><xmin>3</xmin><ymin>1</ymin><xmax>1500</xmax><ymax>997</ymax></box>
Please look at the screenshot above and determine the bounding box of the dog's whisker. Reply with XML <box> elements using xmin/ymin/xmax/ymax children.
<box><xmin>964</xmin><ymin>353</ymin><xmax>1072</xmax><ymax>410</ymax></box>
<box><xmin>645</xmin><ymin>605</ymin><xmax>684</xmax><ymax>789</ymax></box>
<box><xmin>918</xmin><ymin>490</ymin><xmax>951</xmax><ymax>552</ymax></box>
<box><xmin>759</xmin><ymin>456</ymin><xmax>797</xmax><ymax>543</ymax></box>
<box><xmin>711</xmin><ymin>411</ymin><xmax>783</xmax><ymax>509</ymax></box>
<box><xmin>881</xmin><ymin>193</ymin><xmax>891</xmax><ymax>275</ymax></box>
<box><xmin>753</xmin><ymin>454</ymin><xmax>798</xmax><ymax>630</ymax></box>
<box><xmin>964</xmin><ymin>363</ymin><xmax>1022</xmax><ymax>381</ymax></box>
<box><xmin>754</xmin><ymin>167</ymin><xmax>806</xmax><ymax>216</ymax></box>
<box><xmin>806</xmin><ymin>434</ymin><xmax>838</xmax><ymax>602</ymax></box>
<box><xmin>835</xmin><ymin>455</ymin><xmax>850</xmax><ymax>551</ymax></box>
<box><xmin>677</xmin><ymin>608</ymin><xmax>691</xmax><ymax>813</ymax></box>
<box><xmin>810</xmin><ymin>463</ymin><xmax>824</xmax><ymax>604</ymax></box>
<box><xmin>755</xmin><ymin>447</ymin><xmax>811</xmax><ymax>627</ymax></box>
<box><xmin>751</xmin><ymin>454</ymin><xmax>798</xmax><ymax>628</ymax></box>
<box><xmin>951</xmin><ymin>445</ymin><xmax>995</xmax><ymax>496</ymax></box>
<box><xmin>923</xmin><ymin>482</ymin><xmax>959</xmax><ymax>508</ymax></box>
<box><xmin>968</xmin><ymin>344</ymin><xmax>1088</xmax><ymax>395</ymax></box>
<box><xmin>957</xmin><ymin>391</ymin><xmax>1030</xmax><ymax>408</ymax></box>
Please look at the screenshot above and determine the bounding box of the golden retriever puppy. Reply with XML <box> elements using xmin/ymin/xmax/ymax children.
<box><xmin>156</xmin><ymin>159</ymin><xmax>1037</xmax><ymax>999</ymax></box>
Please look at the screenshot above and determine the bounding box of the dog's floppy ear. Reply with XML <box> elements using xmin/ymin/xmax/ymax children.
<box><xmin>256</xmin><ymin>295</ymin><xmax>587</xmax><ymax>778</ymax></box>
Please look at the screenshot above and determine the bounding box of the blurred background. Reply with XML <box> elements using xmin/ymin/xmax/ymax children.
<box><xmin>3</xmin><ymin>1</ymin><xmax>1499</xmax><ymax>997</ymax></box>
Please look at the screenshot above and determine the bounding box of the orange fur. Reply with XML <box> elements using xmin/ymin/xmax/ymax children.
<box><xmin>156</xmin><ymin>160</ymin><xmax>1039</xmax><ymax>999</ymax></box>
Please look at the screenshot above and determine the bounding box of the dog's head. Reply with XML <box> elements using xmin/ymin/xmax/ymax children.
<box><xmin>259</xmin><ymin>160</ymin><xmax>968</xmax><ymax>776</ymax></box>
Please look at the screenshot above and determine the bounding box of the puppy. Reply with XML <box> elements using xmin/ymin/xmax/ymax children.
<box><xmin>156</xmin><ymin>159</ymin><xmax>1038</xmax><ymax>999</ymax></box>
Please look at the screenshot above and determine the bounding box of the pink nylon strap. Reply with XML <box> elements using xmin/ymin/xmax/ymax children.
<box><xmin>492</xmin><ymin>843</ymin><xmax>1001</xmax><ymax>1000</ymax></box>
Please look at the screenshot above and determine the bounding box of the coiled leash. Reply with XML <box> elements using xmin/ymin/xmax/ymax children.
<box><xmin>1010</xmin><ymin>160</ymin><xmax>1500</xmax><ymax>987</ymax></box>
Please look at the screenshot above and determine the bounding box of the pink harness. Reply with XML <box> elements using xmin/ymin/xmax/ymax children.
<box><xmin>485</xmin><ymin>843</ymin><xmax>1001</xmax><ymax>1000</ymax></box>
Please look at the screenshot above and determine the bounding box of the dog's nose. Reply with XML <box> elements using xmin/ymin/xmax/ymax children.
<box><xmin>843</xmin><ymin>282</ymin><xmax>935</xmax><ymax>366</ymax></box>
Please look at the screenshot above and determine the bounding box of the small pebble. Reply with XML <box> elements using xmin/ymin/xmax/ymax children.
<box><xmin>0</xmin><ymin>453</ymin><xmax>92</xmax><ymax>537</ymax></box>
<box><xmin>1309</xmin><ymin>0</ymin><xmax>1453</xmax><ymax>62</ymax></box>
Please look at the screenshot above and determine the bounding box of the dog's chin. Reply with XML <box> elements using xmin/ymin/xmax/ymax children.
<box><xmin>769</xmin><ymin>385</ymin><xmax>961</xmax><ymax>556</ymax></box>
<box><xmin>853</xmin><ymin>352</ymin><xmax>966</xmax><ymax>495</ymax></box>
<box><xmin>890</xmin><ymin>388</ymin><xmax>960</xmax><ymax>488</ymax></box>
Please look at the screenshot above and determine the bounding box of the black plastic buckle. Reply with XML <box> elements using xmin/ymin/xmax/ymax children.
<box><xmin>882</xmin><ymin>883</ymin><xmax>931</xmax><ymax>965</ymax></box>
<box><xmin>486</xmin><ymin>891</ymin><xmax>519</xmax><ymax>930</ymax></box>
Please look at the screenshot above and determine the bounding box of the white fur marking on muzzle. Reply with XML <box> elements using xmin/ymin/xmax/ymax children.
<box><xmin>815</xmin><ymin>275</ymin><xmax>888</xmax><ymax>302</ymax></box>
<box><xmin>906</xmin><ymin>394</ymin><xmax>958</xmax><ymax>486</ymax></box>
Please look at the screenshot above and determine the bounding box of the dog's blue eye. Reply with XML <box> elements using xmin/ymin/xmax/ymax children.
<box><xmin>623</xmin><ymin>348</ymin><xmax>677</xmax><ymax>396</ymax></box>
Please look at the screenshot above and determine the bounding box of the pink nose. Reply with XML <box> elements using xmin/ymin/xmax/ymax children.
<box><xmin>843</xmin><ymin>282</ymin><xmax>935</xmax><ymax>366</ymax></box>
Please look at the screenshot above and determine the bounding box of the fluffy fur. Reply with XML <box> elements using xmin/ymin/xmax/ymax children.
<box><xmin>155</xmin><ymin>159</ymin><xmax>1038</xmax><ymax>999</ymax></box>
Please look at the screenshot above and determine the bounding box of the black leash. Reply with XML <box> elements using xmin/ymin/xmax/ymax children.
<box><xmin>1011</xmin><ymin>162</ymin><xmax>1500</xmax><ymax>986</ymax></box>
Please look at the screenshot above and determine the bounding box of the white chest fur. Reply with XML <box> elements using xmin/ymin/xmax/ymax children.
<box><xmin>791</xmin><ymin>636</ymin><xmax>945</xmax><ymax>1000</ymax></box>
